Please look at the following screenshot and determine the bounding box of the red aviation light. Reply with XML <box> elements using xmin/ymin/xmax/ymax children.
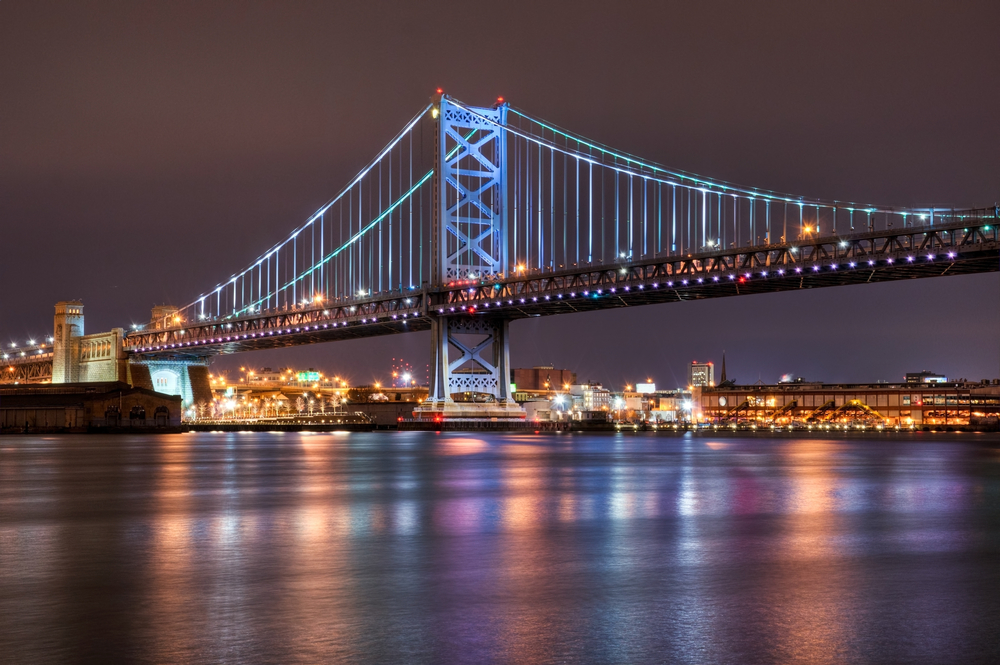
<box><xmin>436</xmin><ymin>88</ymin><xmax>443</xmax><ymax>94</ymax></box>
<box><xmin>497</xmin><ymin>96</ymin><xmax>504</xmax><ymax>103</ymax></box>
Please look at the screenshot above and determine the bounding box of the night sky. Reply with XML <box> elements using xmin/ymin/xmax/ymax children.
<box><xmin>2</xmin><ymin>1</ymin><xmax>998</xmax><ymax>388</ymax></box>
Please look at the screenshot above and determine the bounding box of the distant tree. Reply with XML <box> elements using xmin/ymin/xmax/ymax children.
<box><xmin>295</xmin><ymin>396</ymin><xmax>305</xmax><ymax>413</ymax></box>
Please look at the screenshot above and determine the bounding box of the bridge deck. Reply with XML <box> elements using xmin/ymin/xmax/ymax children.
<box><xmin>125</xmin><ymin>219</ymin><xmax>997</xmax><ymax>359</ymax></box>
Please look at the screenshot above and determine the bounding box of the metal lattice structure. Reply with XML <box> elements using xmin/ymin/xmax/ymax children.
<box><xmin>435</xmin><ymin>99</ymin><xmax>508</xmax><ymax>282</ymax></box>
<box><xmin>97</xmin><ymin>93</ymin><xmax>999</xmax><ymax>412</ymax></box>
<box><xmin>1</xmin><ymin>350</ymin><xmax>53</xmax><ymax>384</ymax></box>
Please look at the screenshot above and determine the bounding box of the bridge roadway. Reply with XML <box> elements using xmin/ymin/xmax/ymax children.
<box><xmin>125</xmin><ymin>217</ymin><xmax>998</xmax><ymax>360</ymax></box>
<box><xmin>3</xmin><ymin>349</ymin><xmax>54</xmax><ymax>382</ymax></box>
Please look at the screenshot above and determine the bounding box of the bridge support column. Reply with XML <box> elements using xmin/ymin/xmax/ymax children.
<box><xmin>415</xmin><ymin>316</ymin><xmax>524</xmax><ymax>421</ymax></box>
<box><xmin>127</xmin><ymin>358</ymin><xmax>211</xmax><ymax>412</ymax></box>
<box><xmin>414</xmin><ymin>95</ymin><xmax>524</xmax><ymax>421</ymax></box>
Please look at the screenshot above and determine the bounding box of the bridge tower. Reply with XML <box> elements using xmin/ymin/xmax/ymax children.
<box><xmin>52</xmin><ymin>300</ymin><xmax>84</xmax><ymax>383</ymax></box>
<box><xmin>416</xmin><ymin>95</ymin><xmax>525</xmax><ymax>420</ymax></box>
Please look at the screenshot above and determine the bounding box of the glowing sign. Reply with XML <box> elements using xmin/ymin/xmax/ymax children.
<box><xmin>636</xmin><ymin>383</ymin><xmax>655</xmax><ymax>393</ymax></box>
<box><xmin>297</xmin><ymin>372</ymin><xmax>320</xmax><ymax>382</ymax></box>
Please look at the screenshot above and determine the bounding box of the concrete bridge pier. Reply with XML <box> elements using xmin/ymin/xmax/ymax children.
<box><xmin>126</xmin><ymin>359</ymin><xmax>212</xmax><ymax>412</ymax></box>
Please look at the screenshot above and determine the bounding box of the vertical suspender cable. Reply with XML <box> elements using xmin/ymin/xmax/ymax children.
<box><xmin>702</xmin><ymin>189</ymin><xmax>707</xmax><ymax>250</ymax></box>
<box><xmin>575</xmin><ymin>156</ymin><xmax>580</xmax><ymax>265</ymax></box>
<box><xmin>672</xmin><ymin>185</ymin><xmax>676</xmax><ymax>253</ymax></box>
<box><xmin>615</xmin><ymin>171</ymin><xmax>620</xmax><ymax>259</ymax></box>
<box><xmin>657</xmin><ymin>182</ymin><xmax>662</xmax><ymax>255</ymax></box>
<box><xmin>587</xmin><ymin>162</ymin><xmax>594</xmax><ymax>263</ymax></box>
<box><xmin>766</xmin><ymin>201</ymin><xmax>770</xmax><ymax>244</ymax></box>
<box><xmin>538</xmin><ymin>137</ymin><xmax>543</xmax><ymax>270</ymax></box>
<box><xmin>562</xmin><ymin>152</ymin><xmax>567</xmax><ymax>268</ymax></box>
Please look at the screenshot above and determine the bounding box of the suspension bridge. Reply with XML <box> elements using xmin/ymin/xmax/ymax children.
<box><xmin>6</xmin><ymin>92</ymin><xmax>999</xmax><ymax>419</ymax></box>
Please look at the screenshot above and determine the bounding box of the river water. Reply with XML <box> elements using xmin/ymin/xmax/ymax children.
<box><xmin>1</xmin><ymin>432</ymin><xmax>999</xmax><ymax>664</ymax></box>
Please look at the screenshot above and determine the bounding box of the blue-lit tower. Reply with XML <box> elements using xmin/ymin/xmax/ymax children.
<box><xmin>418</xmin><ymin>94</ymin><xmax>524</xmax><ymax>420</ymax></box>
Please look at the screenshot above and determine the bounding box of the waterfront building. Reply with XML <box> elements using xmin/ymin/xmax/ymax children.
<box><xmin>697</xmin><ymin>380</ymin><xmax>1000</xmax><ymax>427</ymax></box>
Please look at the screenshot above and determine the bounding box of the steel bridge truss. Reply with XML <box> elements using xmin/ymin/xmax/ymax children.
<box><xmin>125</xmin><ymin>293</ymin><xmax>429</xmax><ymax>357</ymax></box>
<box><xmin>436</xmin><ymin>98</ymin><xmax>508</xmax><ymax>282</ymax></box>
<box><xmin>434</xmin><ymin>217</ymin><xmax>999</xmax><ymax>317</ymax></box>
<box><xmin>124</xmin><ymin>216</ymin><xmax>998</xmax><ymax>359</ymax></box>
<box><xmin>427</xmin><ymin>316</ymin><xmax>515</xmax><ymax>400</ymax></box>
<box><xmin>2</xmin><ymin>351</ymin><xmax>54</xmax><ymax>384</ymax></box>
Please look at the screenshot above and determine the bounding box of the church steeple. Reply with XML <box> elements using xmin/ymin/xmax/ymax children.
<box><xmin>720</xmin><ymin>351</ymin><xmax>727</xmax><ymax>384</ymax></box>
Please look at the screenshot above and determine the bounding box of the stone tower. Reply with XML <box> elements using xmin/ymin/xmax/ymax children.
<box><xmin>52</xmin><ymin>300</ymin><xmax>84</xmax><ymax>383</ymax></box>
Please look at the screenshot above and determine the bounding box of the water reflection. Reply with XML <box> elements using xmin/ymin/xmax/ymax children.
<box><xmin>1</xmin><ymin>433</ymin><xmax>998</xmax><ymax>663</ymax></box>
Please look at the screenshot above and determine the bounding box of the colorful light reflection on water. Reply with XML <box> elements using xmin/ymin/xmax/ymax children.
<box><xmin>1</xmin><ymin>432</ymin><xmax>999</xmax><ymax>663</ymax></box>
